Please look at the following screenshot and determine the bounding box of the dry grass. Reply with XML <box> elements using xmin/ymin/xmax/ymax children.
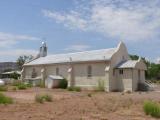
<box><xmin>1</xmin><ymin>88</ymin><xmax>160</xmax><ymax>120</ymax></box>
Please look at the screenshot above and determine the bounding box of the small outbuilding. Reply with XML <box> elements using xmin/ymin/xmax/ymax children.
<box><xmin>45</xmin><ymin>75</ymin><xmax>64</xmax><ymax>89</ymax></box>
<box><xmin>115</xmin><ymin>58</ymin><xmax>147</xmax><ymax>91</ymax></box>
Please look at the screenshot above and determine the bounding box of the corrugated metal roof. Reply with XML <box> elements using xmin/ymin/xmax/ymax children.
<box><xmin>48</xmin><ymin>75</ymin><xmax>64</xmax><ymax>80</ymax></box>
<box><xmin>24</xmin><ymin>48</ymin><xmax>116</xmax><ymax>66</ymax></box>
<box><xmin>116</xmin><ymin>60</ymin><xmax>138</xmax><ymax>68</ymax></box>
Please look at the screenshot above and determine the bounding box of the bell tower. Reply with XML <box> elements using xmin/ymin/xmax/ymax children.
<box><xmin>39</xmin><ymin>42</ymin><xmax>47</xmax><ymax>57</ymax></box>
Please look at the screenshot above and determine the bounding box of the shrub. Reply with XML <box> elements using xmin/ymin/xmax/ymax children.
<box><xmin>43</xmin><ymin>94</ymin><xmax>52</xmax><ymax>102</ymax></box>
<box><xmin>143</xmin><ymin>101</ymin><xmax>160</xmax><ymax>118</ymax></box>
<box><xmin>12</xmin><ymin>86</ymin><xmax>17</xmax><ymax>91</ymax></box>
<box><xmin>87</xmin><ymin>93</ymin><xmax>92</xmax><ymax>97</ymax></box>
<box><xmin>35</xmin><ymin>94</ymin><xmax>52</xmax><ymax>103</ymax></box>
<box><xmin>0</xmin><ymin>85</ymin><xmax>8</xmax><ymax>91</ymax></box>
<box><xmin>35</xmin><ymin>94</ymin><xmax>44</xmax><ymax>103</ymax></box>
<box><xmin>0</xmin><ymin>93</ymin><xmax>13</xmax><ymax>104</ymax></box>
<box><xmin>67</xmin><ymin>86</ymin><xmax>74</xmax><ymax>91</ymax></box>
<box><xmin>26</xmin><ymin>83</ymin><xmax>33</xmax><ymax>88</ymax></box>
<box><xmin>17</xmin><ymin>83</ymin><xmax>27</xmax><ymax>90</ymax></box>
<box><xmin>95</xmin><ymin>79</ymin><xmax>105</xmax><ymax>92</ymax></box>
<box><xmin>74</xmin><ymin>87</ymin><xmax>81</xmax><ymax>92</ymax></box>
<box><xmin>59</xmin><ymin>79</ymin><xmax>68</xmax><ymax>89</ymax></box>
<box><xmin>67</xmin><ymin>86</ymin><xmax>81</xmax><ymax>92</ymax></box>
<box><xmin>13</xmin><ymin>81</ymin><xmax>32</xmax><ymax>90</ymax></box>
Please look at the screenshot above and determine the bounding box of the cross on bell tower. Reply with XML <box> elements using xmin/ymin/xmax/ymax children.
<box><xmin>39</xmin><ymin>41</ymin><xmax>47</xmax><ymax>57</ymax></box>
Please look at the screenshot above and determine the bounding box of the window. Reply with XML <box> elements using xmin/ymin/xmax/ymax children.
<box><xmin>31</xmin><ymin>68</ymin><xmax>37</xmax><ymax>78</ymax></box>
<box><xmin>87</xmin><ymin>65</ymin><xmax>92</xmax><ymax>78</ymax></box>
<box><xmin>56</xmin><ymin>67</ymin><xmax>59</xmax><ymax>75</ymax></box>
<box><xmin>119</xmin><ymin>69</ymin><xmax>123</xmax><ymax>75</ymax></box>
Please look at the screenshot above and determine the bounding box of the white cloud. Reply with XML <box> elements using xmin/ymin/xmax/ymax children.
<box><xmin>42</xmin><ymin>10</ymin><xmax>87</xmax><ymax>30</ymax></box>
<box><xmin>154</xmin><ymin>57</ymin><xmax>160</xmax><ymax>64</ymax></box>
<box><xmin>42</xmin><ymin>0</ymin><xmax>160</xmax><ymax>42</ymax></box>
<box><xmin>0</xmin><ymin>32</ymin><xmax>39</xmax><ymax>47</ymax></box>
<box><xmin>65</xmin><ymin>44</ymin><xmax>90</xmax><ymax>51</ymax></box>
<box><xmin>0</xmin><ymin>49</ymin><xmax>38</xmax><ymax>57</ymax></box>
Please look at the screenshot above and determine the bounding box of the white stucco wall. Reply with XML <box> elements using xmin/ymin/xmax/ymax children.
<box><xmin>73</xmin><ymin>62</ymin><xmax>109</xmax><ymax>89</ymax></box>
<box><xmin>45</xmin><ymin>64</ymin><xmax>69</xmax><ymax>79</ymax></box>
<box><xmin>132</xmin><ymin>69</ymin><xmax>138</xmax><ymax>91</ymax></box>
<box><xmin>109</xmin><ymin>42</ymin><xmax>130</xmax><ymax>91</ymax></box>
<box><xmin>115</xmin><ymin>69</ymin><xmax>132</xmax><ymax>91</ymax></box>
<box><xmin>23</xmin><ymin>61</ymin><xmax>109</xmax><ymax>90</ymax></box>
<box><xmin>24</xmin><ymin>66</ymin><xmax>43</xmax><ymax>78</ymax></box>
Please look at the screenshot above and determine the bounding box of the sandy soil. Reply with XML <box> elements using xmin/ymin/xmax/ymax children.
<box><xmin>0</xmin><ymin>88</ymin><xmax>160</xmax><ymax>120</ymax></box>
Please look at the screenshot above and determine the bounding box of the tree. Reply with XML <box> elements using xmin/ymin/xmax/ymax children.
<box><xmin>130</xmin><ymin>54</ymin><xmax>139</xmax><ymax>60</ymax></box>
<box><xmin>16</xmin><ymin>55</ymin><xmax>33</xmax><ymax>70</ymax></box>
<box><xmin>130</xmin><ymin>54</ymin><xmax>160</xmax><ymax>80</ymax></box>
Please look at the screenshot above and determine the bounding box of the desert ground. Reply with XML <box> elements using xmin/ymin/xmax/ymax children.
<box><xmin>0</xmin><ymin>87</ymin><xmax>160</xmax><ymax>120</ymax></box>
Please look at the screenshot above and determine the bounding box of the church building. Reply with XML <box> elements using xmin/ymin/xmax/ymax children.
<box><xmin>22</xmin><ymin>42</ymin><xmax>147</xmax><ymax>92</ymax></box>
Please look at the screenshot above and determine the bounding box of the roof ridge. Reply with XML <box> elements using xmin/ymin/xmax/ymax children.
<box><xmin>46</xmin><ymin>47</ymin><xmax>116</xmax><ymax>57</ymax></box>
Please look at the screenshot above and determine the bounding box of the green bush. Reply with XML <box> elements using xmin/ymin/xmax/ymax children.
<box><xmin>67</xmin><ymin>86</ymin><xmax>74</xmax><ymax>91</ymax></box>
<box><xmin>13</xmin><ymin>81</ymin><xmax>32</xmax><ymax>90</ymax></box>
<box><xmin>87</xmin><ymin>93</ymin><xmax>92</xmax><ymax>97</ymax></box>
<box><xmin>0</xmin><ymin>85</ymin><xmax>8</xmax><ymax>91</ymax></box>
<box><xmin>35</xmin><ymin>94</ymin><xmax>52</xmax><ymax>103</ymax></box>
<box><xmin>26</xmin><ymin>83</ymin><xmax>33</xmax><ymax>88</ymax></box>
<box><xmin>74</xmin><ymin>87</ymin><xmax>81</xmax><ymax>92</ymax></box>
<box><xmin>0</xmin><ymin>93</ymin><xmax>13</xmax><ymax>104</ymax></box>
<box><xmin>67</xmin><ymin>86</ymin><xmax>81</xmax><ymax>92</ymax></box>
<box><xmin>17</xmin><ymin>83</ymin><xmax>27</xmax><ymax>90</ymax></box>
<box><xmin>143</xmin><ymin>101</ymin><xmax>160</xmax><ymax>118</ymax></box>
<box><xmin>43</xmin><ymin>94</ymin><xmax>52</xmax><ymax>102</ymax></box>
<box><xmin>59</xmin><ymin>79</ymin><xmax>68</xmax><ymax>89</ymax></box>
<box><xmin>35</xmin><ymin>94</ymin><xmax>44</xmax><ymax>103</ymax></box>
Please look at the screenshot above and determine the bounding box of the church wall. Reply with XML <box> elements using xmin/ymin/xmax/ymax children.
<box><xmin>24</xmin><ymin>66</ymin><xmax>43</xmax><ymax>78</ymax></box>
<box><xmin>24</xmin><ymin>61</ymin><xmax>109</xmax><ymax>90</ymax></box>
<box><xmin>45</xmin><ymin>64</ymin><xmax>70</xmax><ymax>79</ymax></box>
<box><xmin>109</xmin><ymin>42</ymin><xmax>130</xmax><ymax>91</ymax></box>
<box><xmin>73</xmin><ymin>62</ymin><xmax>109</xmax><ymax>89</ymax></box>
<box><xmin>115</xmin><ymin>69</ymin><xmax>133</xmax><ymax>91</ymax></box>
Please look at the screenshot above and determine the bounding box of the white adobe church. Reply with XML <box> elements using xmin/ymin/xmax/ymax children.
<box><xmin>22</xmin><ymin>42</ymin><xmax>147</xmax><ymax>92</ymax></box>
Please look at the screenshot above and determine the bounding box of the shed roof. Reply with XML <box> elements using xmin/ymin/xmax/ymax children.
<box><xmin>48</xmin><ymin>75</ymin><xmax>64</xmax><ymax>80</ymax></box>
<box><xmin>116</xmin><ymin>60</ymin><xmax>138</xmax><ymax>69</ymax></box>
<box><xmin>24</xmin><ymin>48</ymin><xmax>116</xmax><ymax>66</ymax></box>
<box><xmin>1</xmin><ymin>71</ymin><xmax>21</xmax><ymax>75</ymax></box>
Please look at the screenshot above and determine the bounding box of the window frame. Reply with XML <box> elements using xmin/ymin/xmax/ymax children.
<box><xmin>119</xmin><ymin>69</ymin><xmax>123</xmax><ymax>75</ymax></box>
<box><xmin>87</xmin><ymin>65</ymin><xmax>92</xmax><ymax>78</ymax></box>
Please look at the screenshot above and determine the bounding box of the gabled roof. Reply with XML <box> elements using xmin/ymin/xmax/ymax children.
<box><xmin>24</xmin><ymin>48</ymin><xmax>116</xmax><ymax>66</ymax></box>
<box><xmin>116</xmin><ymin>60</ymin><xmax>138</xmax><ymax>68</ymax></box>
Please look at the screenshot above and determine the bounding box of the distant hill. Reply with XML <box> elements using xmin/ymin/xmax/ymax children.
<box><xmin>0</xmin><ymin>62</ymin><xmax>18</xmax><ymax>73</ymax></box>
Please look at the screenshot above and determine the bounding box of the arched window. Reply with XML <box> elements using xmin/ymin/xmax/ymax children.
<box><xmin>87</xmin><ymin>65</ymin><xmax>92</xmax><ymax>78</ymax></box>
<box><xmin>31</xmin><ymin>68</ymin><xmax>37</xmax><ymax>78</ymax></box>
<box><xmin>56</xmin><ymin>67</ymin><xmax>59</xmax><ymax>75</ymax></box>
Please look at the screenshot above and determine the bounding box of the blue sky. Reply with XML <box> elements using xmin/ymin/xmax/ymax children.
<box><xmin>0</xmin><ymin>0</ymin><xmax>160</xmax><ymax>62</ymax></box>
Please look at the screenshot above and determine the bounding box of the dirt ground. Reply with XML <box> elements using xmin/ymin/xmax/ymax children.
<box><xmin>0</xmin><ymin>87</ymin><xmax>160</xmax><ymax>120</ymax></box>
